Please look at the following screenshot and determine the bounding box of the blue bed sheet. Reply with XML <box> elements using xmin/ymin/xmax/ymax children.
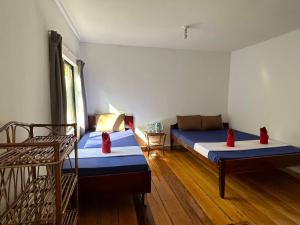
<box><xmin>172</xmin><ymin>128</ymin><xmax>300</xmax><ymax>164</ymax></box>
<box><xmin>172</xmin><ymin>128</ymin><xmax>258</xmax><ymax>148</ymax></box>
<box><xmin>78</xmin><ymin>129</ymin><xmax>139</xmax><ymax>148</ymax></box>
<box><xmin>208</xmin><ymin>146</ymin><xmax>300</xmax><ymax>163</ymax></box>
<box><xmin>64</xmin><ymin>155</ymin><xmax>148</xmax><ymax>176</ymax></box>
<box><xmin>64</xmin><ymin>130</ymin><xmax>149</xmax><ymax>176</ymax></box>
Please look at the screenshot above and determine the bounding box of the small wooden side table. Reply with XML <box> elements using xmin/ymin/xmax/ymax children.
<box><xmin>145</xmin><ymin>132</ymin><xmax>167</xmax><ymax>156</ymax></box>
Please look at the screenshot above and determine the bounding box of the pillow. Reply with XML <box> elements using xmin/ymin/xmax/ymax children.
<box><xmin>95</xmin><ymin>113</ymin><xmax>125</xmax><ymax>132</ymax></box>
<box><xmin>177</xmin><ymin>115</ymin><xmax>202</xmax><ymax>130</ymax></box>
<box><xmin>201</xmin><ymin>115</ymin><xmax>224</xmax><ymax>130</ymax></box>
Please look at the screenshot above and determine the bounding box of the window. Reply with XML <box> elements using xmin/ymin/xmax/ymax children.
<box><xmin>74</xmin><ymin>69</ymin><xmax>85</xmax><ymax>133</ymax></box>
<box><xmin>63</xmin><ymin>53</ymin><xmax>86</xmax><ymax>136</ymax></box>
<box><xmin>64</xmin><ymin>61</ymin><xmax>76</xmax><ymax>125</ymax></box>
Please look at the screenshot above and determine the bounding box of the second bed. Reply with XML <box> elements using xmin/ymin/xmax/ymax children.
<box><xmin>170</xmin><ymin>124</ymin><xmax>300</xmax><ymax>198</ymax></box>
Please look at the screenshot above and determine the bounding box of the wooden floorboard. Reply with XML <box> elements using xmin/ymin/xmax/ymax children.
<box><xmin>149</xmin><ymin>152</ymin><xmax>213</xmax><ymax>225</ymax></box>
<box><xmin>78</xmin><ymin>148</ymin><xmax>300</xmax><ymax>225</ymax></box>
<box><xmin>78</xmin><ymin>195</ymin><xmax>138</xmax><ymax>225</ymax></box>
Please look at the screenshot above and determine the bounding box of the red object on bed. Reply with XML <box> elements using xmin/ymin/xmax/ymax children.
<box><xmin>260</xmin><ymin>127</ymin><xmax>269</xmax><ymax>144</ymax></box>
<box><xmin>124</xmin><ymin>115</ymin><xmax>134</xmax><ymax>131</ymax></box>
<box><xmin>226</xmin><ymin>128</ymin><xmax>235</xmax><ymax>147</ymax></box>
<box><xmin>102</xmin><ymin>132</ymin><xmax>111</xmax><ymax>153</ymax></box>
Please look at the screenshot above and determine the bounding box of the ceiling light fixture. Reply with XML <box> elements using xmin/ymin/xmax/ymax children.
<box><xmin>182</xmin><ymin>23</ymin><xmax>202</xmax><ymax>40</ymax></box>
<box><xmin>182</xmin><ymin>25</ymin><xmax>190</xmax><ymax>39</ymax></box>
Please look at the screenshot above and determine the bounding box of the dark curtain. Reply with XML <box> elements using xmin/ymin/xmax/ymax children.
<box><xmin>76</xmin><ymin>60</ymin><xmax>88</xmax><ymax>131</ymax></box>
<box><xmin>49</xmin><ymin>30</ymin><xmax>67</xmax><ymax>128</ymax></box>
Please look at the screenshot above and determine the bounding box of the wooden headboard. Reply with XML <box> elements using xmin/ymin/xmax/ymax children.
<box><xmin>88</xmin><ymin>114</ymin><xmax>134</xmax><ymax>132</ymax></box>
<box><xmin>170</xmin><ymin>122</ymin><xmax>229</xmax><ymax>130</ymax></box>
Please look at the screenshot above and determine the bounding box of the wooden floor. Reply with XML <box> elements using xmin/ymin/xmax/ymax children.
<box><xmin>79</xmin><ymin>149</ymin><xmax>300</xmax><ymax>225</ymax></box>
<box><xmin>78</xmin><ymin>194</ymin><xmax>139</xmax><ymax>225</ymax></box>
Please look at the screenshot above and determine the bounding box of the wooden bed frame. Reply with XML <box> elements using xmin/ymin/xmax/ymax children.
<box><xmin>78</xmin><ymin>115</ymin><xmax>151</xmax><ymax>201</ymax></box>
<box><xmin>170</xmin><ymin>123</ymin><xmax>300</xmax><ymax>198</ymax></box>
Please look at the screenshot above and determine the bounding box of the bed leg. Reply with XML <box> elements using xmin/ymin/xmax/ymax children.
<box><xmin>141</xmin><ymin>193</ymin><xmax>146</xmax><ymax>207</ymax></box>
<box><xmin>170</xmin><ymin>135</ymin><xmax>174</xmax><ymax>150</ymax></box>
<box><xmin>219</xmin><ymin>162</ymin><xmax>225</xmax><ymax>199</ymax></box>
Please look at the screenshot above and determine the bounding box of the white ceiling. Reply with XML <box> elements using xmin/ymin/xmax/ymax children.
<box><xmin>60</xmin><ymin>0</ymin><xmax>300</xmax><ymax>51</ymax></box>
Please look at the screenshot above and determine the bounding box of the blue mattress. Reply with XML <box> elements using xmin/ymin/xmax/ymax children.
<box><xmin>64</xmin><ymin>130</ymin><xmax>149</xmax><ymax>176</ymax></box>
<box><xmin>78</xmin><ymin>129</ymin><xmax>139</xmax><ymax>148</ymax></box>
<box><xmin>172</xmin><ymin>128</ymin><xmax>300</xmax><ymax>164</ymax></box>
<box><xmin>172</xmin><ymin>129</ymin><xmax>258</xmax><ymax>148</ymax></box>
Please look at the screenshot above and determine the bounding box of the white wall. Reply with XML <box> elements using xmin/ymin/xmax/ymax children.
<box><xmin>228</xmin><ymin>29</ymin><xmax>300</xmax><ymax>172</ymax></box>
<box><xmin>0</xmin><ymin>0</ymin><xmax>79</xmax><ymax>125</ymax></box>
<box><xmin>80</xmin><ymin>43</ymin><xmax>230</xmax><ymax>143</ymax></box>
<box><xmin>228</xmin><ymin>28</ymin><xmax>300</xmax><ymax>145</ymax></box>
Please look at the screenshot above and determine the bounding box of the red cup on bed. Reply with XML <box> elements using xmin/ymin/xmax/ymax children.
<box><xmin>102</xmin><ymin>132</ymin><xmax>111</xmax><ymax>153</ymax></box>
<box><xmin>260</xmin><ymin>127</ymin><xmax>269</xmax><ymax>144</ymax></box>
<box><xmin>226</xmin><ymin>128</ymin><xmax>235</xmax><ymax>147</ymax></box>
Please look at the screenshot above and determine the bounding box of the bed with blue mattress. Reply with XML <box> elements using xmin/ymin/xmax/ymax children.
<box><xmin>64</xmin><ymin>129</ymin><xmax>149</xmax><ymax>176</ymax></box>
<box><xmin>66</xmin><ymin>115</ymin><xmax>151</xmax><ymax>197</ymax></box>
<box><xmin>170</xmin><ymin>123</ymin><xmax>300</xmax><ymax>198</ymax></box>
